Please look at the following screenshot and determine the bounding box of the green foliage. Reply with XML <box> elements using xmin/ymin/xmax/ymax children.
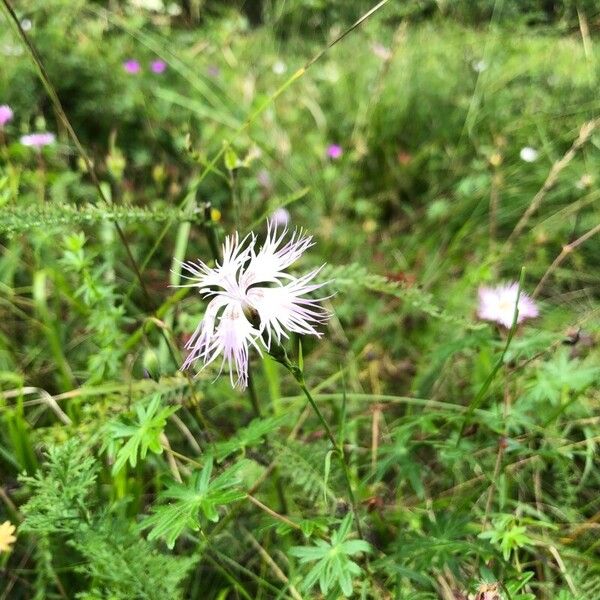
<box><xmin>3</xmin><ymin>1</ymin><xmax>600</xmax><ymax>598</ymax></box>
<box><xmin>526</xmin><ymin>349</ymin><xmax>599</xmax><ymax>406</ymax></box>
<box><xmin>320</xmin><ymin>263</ymin><xmax>482</xmax><ymax>328</ymax></box>
<box><xmin>0</xmin><ymin>202</ymin><xmax>198</xmax><ymax>237</ymax></box>
<box><xmin>289</xmin><ymin>514</ymin><xmax>371</xmax><ymax>597</ymax></box>
<box><xmin>478</xmin><ymin>514</ymin><xmax>536</xmax><ymax>561</ymax></box>
<box><xmin>19</xmin><ymin>440</ymin><xmax>98</xmax><ymax>535</ymax></box>
<box><xmin>142</xmin><ymin>457</ymin><xmax>247</xmax><ymax>548</ymax></box>
<box><xmin>272</xmin><ymin>439</ymin><xmax>337</xmax><ymax>505</ymax></box>
<box><xmin>104</xmin><ymin>394</ymin><xmax>179</xmax><ymax>474</ymax></box>
<box><xmin>61</xmin><ymin>232</ymin><xmax>129</xmax><ymax>383</ymax></box>
<box><xmin>18</xmin><ymin>441</ymin><xmax>193</xmax><ymax>599</ymax></box>
<box><xmin>71</xmin><ymin>519</ymin><xmax>196</xmax><ymax>600</ymax></box>
<box><xmin>212</xmin><ymin>414</ymin><xmax>288</xmax><ymax>461</ymax></box>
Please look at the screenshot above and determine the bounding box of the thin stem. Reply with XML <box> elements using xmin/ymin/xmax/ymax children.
<box><xmin>248</xmin><ymin>367</ymin><xmax>289</xmax><ymax>514</ymax></box>
<box><xmin>296</xmin><ymin>379</ymin><xmax>365</xmax><ymax>541</ymax></box>
<box><xmin>482</xmin><ymin>438</ymin><xmax>505</xmax><ymax>529</ymax></box>
<box><xmin>505</xmin><ymin>118</ymin><xmax>598</xmax><ymax>248</ymax></box>
<box><xmin>533</xmin><ymin>221</ymin><xmax>600</xmax><ymax>297</ymax></box>
<box><xmin>247</xmin><ymin>368</ymin><xmax>262</xmax><ymax>418</ymax></box>
<box><xmin>247</xmin><ymin>495</ymin><xmax>300</xmax><ymax>532</ymax></box>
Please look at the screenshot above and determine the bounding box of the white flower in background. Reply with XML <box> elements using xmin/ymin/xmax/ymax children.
<box><xmin>472</xmin><ymin>59</ymin><xmax>487</xmax><ymax>73</ymax></box>
<box><xmin>576</xmin><ymin>174</ymin><xmax>593</xmax><ymax>190</ymax></box>
<box><xmin>519</xmin><ymin>146</ymin><xmax>538</xmax><ymax>162</ymax></box>
<box><xmin>269</xmin><ymin>207</ymin><xmax>291</xmax><ymax>227</ymax></box>
<box><xmin>371</xmin><ymin>43</ymin><xmax>392</xmax><ymax>61</ymax></box>
<box><xmin>181</xmin><ymin>226</ymin><xmax>329</xmax><ymax>388</ymax></box>
<box><xmin>272</xmin><ymin>60</ymin><xmax>287</xmax><ymax>75</ymax></box>
<box><xmin>20</xmin><ymin>19</ymin><xmax>32</xmax><ymax>32</ymax></box>
<box><xmin>477</xmin><ymin>283</ymin><xmax>539</xmax><ymax>328</ymax></box>
<box><xmin>167</xmin><ymin>2</ymin><xmax>182</xmax><ymax>16</ymax></box>
<box><xmin>130</xmin><ymin>0</ymin><xmax>164</xmax><ymax>10</ymax></box>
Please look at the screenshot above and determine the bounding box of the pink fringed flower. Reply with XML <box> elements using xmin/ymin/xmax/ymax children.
<box><xmin>477</xmin><ymin>283</ymin><xmax>539</xmax><ymax>328</ymax></box>
<box><xmin>180</xmin><ymin>226</ymin><xmax>330</xmax><ymax>388</ymax></box>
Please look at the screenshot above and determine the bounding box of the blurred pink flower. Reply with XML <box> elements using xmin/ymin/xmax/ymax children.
<box><xmin>326</xmin><ymin>144</ymin><xmax>342</xmax><ymax>159</ymax></box>
<box><xmin>0</xmin><ymin>105</ymin><xmax>13</xmax><ymax>127</ymax></box>
<box><xmin>151</xmin><ymin>60</ymin><xmax>167</xmax><ymax>74</ymax></box>
<box><xmin>20</xmin><ymin>132</ymin><xmax>55</xmax><ymax>148</ymax></box>
<box><xmin>477</xmin><ymin>283</ymin><xmax>539</xmax><ymax>328</ymax></box>
<box><xmin>123</xmin><ymin>59</ymin><xmax>141</xmax><ymax>74</ymax></box>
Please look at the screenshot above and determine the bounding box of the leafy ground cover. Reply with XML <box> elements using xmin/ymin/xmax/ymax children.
<box><xmin>1</xmin><ymin>1</ymin><xmax>600</xmax><ymax>598</ymax></box>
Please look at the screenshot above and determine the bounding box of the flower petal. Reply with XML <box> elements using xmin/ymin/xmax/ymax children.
<box><xmin>241</xmin><ymin>223</ymin><xmax>314</xmax><ymax>288</ymax></box>
<box><xmin>247</xmin><ymin>268</ymin><xmax>330</xmax><ymax>349</ymax></box>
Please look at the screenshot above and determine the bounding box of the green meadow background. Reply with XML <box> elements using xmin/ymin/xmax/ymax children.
<box><xmin>1</xmin><ymin>1</ymin><xmax>600</xmax><ymax>598</ymax></box>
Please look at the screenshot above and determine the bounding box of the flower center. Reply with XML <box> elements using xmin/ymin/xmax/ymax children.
<box><xmin>499</xmin><ymin>299</ymin><xmax>515</xmax><ymax>314</ymax></box>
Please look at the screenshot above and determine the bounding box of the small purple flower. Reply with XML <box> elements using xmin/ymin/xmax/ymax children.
<box><xmin>0</xmin><ymin>105</ymin><xmax>13</xmax><ymax>127</ymax></box>
<box><xmin>20</xmin><ymin>132</ymin><xmax>56</xmax><ymax>148</ymax></box>
<box><xmin>269</xmin><ymin>207</ymin><xmax>291</xmax><ymax>227</ymax></box>
<box><xmin>123</xmin><ymin>59</ymin><xmax>141</xmax><ymax>74</ymax></box>
<box><xmin>151</xmin><ymin>60</ymin><xmax>167</xmax><ymax>74</ymax></box>
<box><xmin>326</xmin><ymin>144</ymin><xmax>343</xmax><ymax>160</ymax></box>
<box><xmin>257</xmin><ymin>169</ymin><xmax>272</xmax><ymax>189</ymax></box>
<box><xmin>207</xmin><ymin>65</ymin><xmax>220</xmax><ymax>78</ymax></box>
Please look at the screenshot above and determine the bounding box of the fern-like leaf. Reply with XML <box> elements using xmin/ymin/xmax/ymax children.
<box><xmin>141</xmin><ymin>457</ymin><xmax>247</xmax><ymax>548</ymax></box>
<box><xmin>0</xmin><ymin>202</ymin><xmax>202</xmax><ymax>236</ymax></box>
<box><xmin>104</xmin><ymin>395</ymin><xmax>179</xmax><ymax>475</ymax></box>
<box><xmin>319</xmin><ymin>263</ymin><xmax>481</xmax><ymax>328</ymax></box>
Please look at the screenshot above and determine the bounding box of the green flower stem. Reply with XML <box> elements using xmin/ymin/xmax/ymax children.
<box><xmin>246</xmin><ymin>367</ymin><xmax>263</xmax><ymax>419</ymax></box>
<box><xmin>294</xmin><ymin>373</ymin><xmax>364</xmax><ymax>541</ymax></box>
<box><xmin>267</xmin><ymin>343</ymin><xmax>364</xmax><ymax>538</ymax></box>
<box><xmin>247</xmin><ymin>366</ymin><xmax>288</xmax><ymax>514</ymax></box>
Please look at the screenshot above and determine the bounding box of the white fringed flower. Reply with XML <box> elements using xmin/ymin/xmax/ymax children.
<box><xmin>181</xmin><ymin>226</ymin><xmax>329</xmax><ymax>388</ymax></box>
<box><xmin>477</xmin><ymin>283</ymin><xmax>539</xmax><ymax>328</ymax></box>
<box><xmin>180</xmin><ymin>232</ymin><xmax>252</xmax><ymax>291</ymax></box>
